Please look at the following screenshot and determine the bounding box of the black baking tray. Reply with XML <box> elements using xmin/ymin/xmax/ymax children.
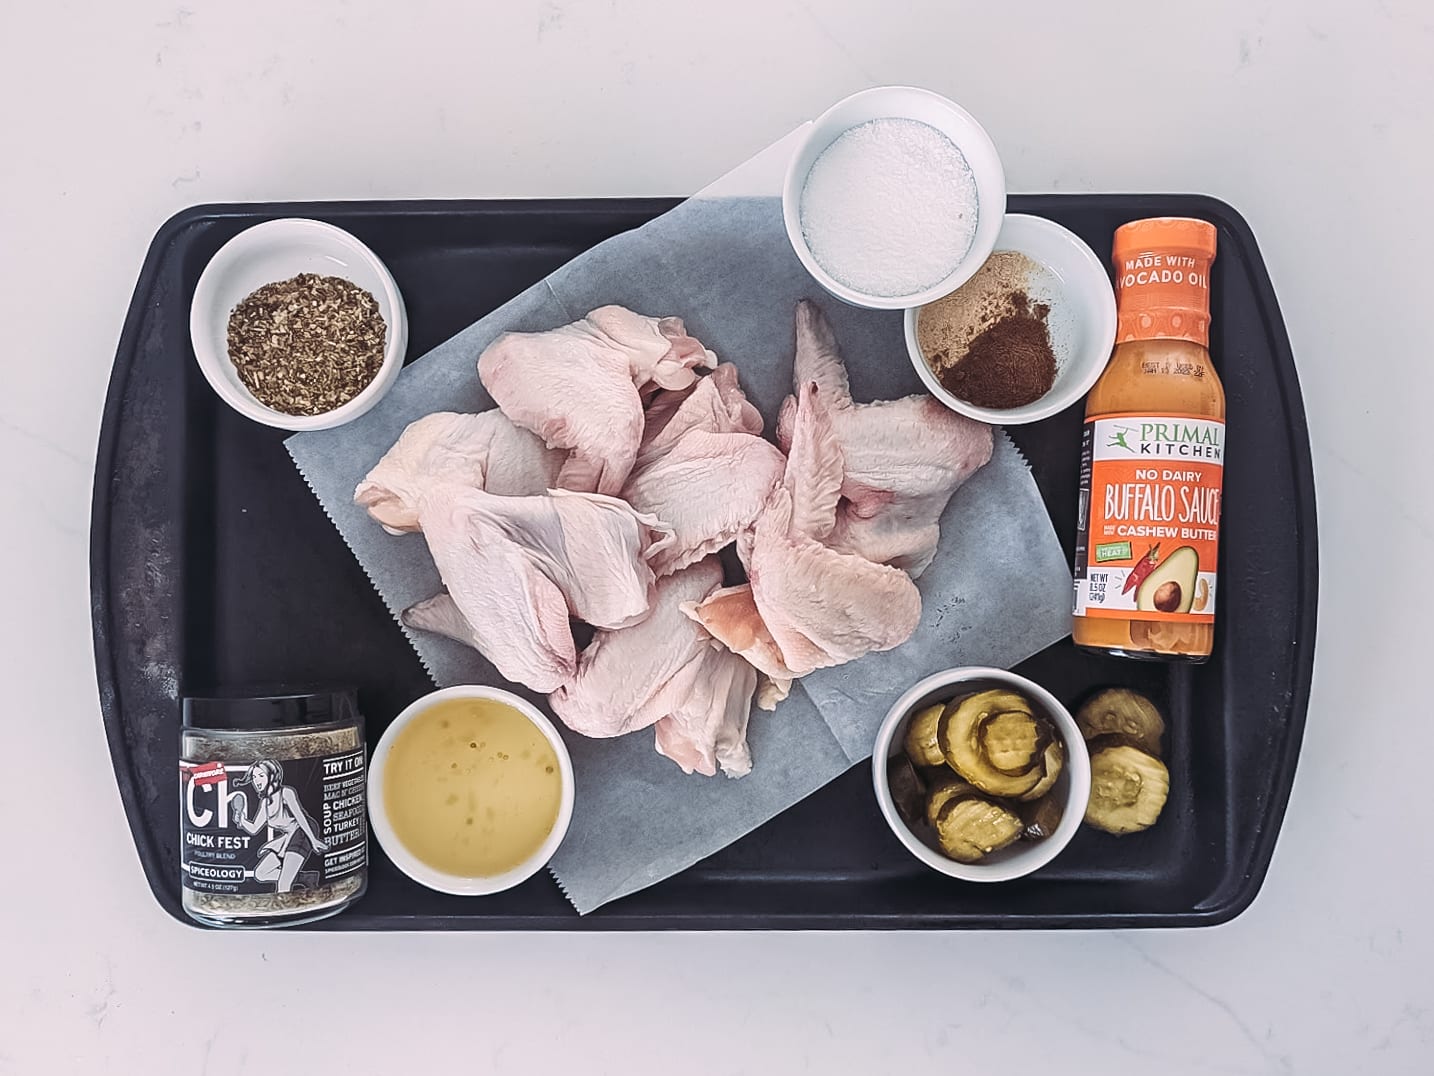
<box><xmin>92</xmin><ymin>196</ymin><xmax>1317</xmax><ymax>929</ymax></box>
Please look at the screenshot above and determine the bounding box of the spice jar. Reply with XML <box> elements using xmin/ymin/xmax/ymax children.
<box><xmin>180</xmin><ymin>690</ymin><xmax>368</xmax><ymax>928</ymax></box>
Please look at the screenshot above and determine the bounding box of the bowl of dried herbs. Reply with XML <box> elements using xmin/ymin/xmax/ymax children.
<box><xmin>189</xmin><ymin>218</ymin><xmax>408</xmax><ymax>431</ymax></box>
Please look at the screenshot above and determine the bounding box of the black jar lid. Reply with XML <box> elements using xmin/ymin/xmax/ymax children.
<box><xmin>183</xmin><ymin>688</ymin><xmax>360</xmax><ymax>732</ymax></box>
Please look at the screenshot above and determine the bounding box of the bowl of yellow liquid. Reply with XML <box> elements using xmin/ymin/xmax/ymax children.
<box><xmin>367</xmin><ymin>685</ymin><xmax>574</xmax><ymax>895</ymax></box>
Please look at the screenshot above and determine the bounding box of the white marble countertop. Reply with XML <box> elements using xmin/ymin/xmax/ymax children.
<box><xmin>3</xmin><ymin>1</ymin><xmax>1429</xmax><ymax>1072</ymax></box>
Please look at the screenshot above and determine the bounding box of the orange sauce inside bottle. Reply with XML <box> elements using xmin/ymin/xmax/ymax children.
<box><xmin>1072</xmin><ymin>219</ymin><xmax>1224</xmax><ymax>661</ymax></box>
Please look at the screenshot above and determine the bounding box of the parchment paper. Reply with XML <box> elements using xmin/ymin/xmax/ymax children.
<box><xmin>287</xmin><ymin>132</ymin><xmax>1073</xmax><ymax>914</ymax></box>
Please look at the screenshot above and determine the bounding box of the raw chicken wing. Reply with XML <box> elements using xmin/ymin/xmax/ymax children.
<box><xmin>402</xmin><ymin>592</ymin><xmax>482</xmax><ymax>649</ymax></box>
<box><xmin>355</xmin><ymin>410</ymin><xmax>564</xmax><ymax>534</ymax></box>
<box><xmin>550</xmin><ymin>557</ymin><xmax>759</xmax><ymax>778</ymax></box>
<box><xmin>678</xmin><ymin>583</ymin><xmax>793</xmax><ymax>710</ymax></box>
<box><xmin>392</xmin><ymin>486</ymin><xmax>672</xmax><ymax>692</ymax></box>
<box><xmin>779</xmin><ymin>300</ymin><xmax>993</xmax><ymax>576</ymax></box>
<box><xmin>686</xmin><ymin>487</ymin><xmax>922</xmax><ymax>696</ymax></box>
<box><xmin>477</xmin><ymin>306</ymin><xmax>714</xmax><ymax>496</ymax></box>
<box><xmin>652</xmin><ymin>651</ymin><xmax>757</xmax><ymax>779</ymax></box>
<box><xmin>622</xmin><ymin>428</ymin><xmax>785</xmax><ymax>577</ymax></box>
<box><xmin>685</xmin><ymin>369</ymin><xmax>923</xmax><ymax>707</ymax></box>
<box><xmin>779</xmin><ymin>380</ymin><xmax>845</xmax><ymax>542</ymax></box>
<box><xmin>638</xmin><ymin>362</ymin><xmax>763</xmax><ymax>467</ymax></box>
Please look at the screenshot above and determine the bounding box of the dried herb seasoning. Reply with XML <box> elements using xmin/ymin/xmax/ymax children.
<box><xmin>225</xmin><ymin>273</ymin><xmax>387</xmax><ymax>416</ymax></box>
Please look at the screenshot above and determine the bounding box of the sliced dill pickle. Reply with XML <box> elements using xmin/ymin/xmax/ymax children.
<box><xmin>1084</xmin><ymin>738</ymin><xmax>1170</xmax><ymax>835</ymax></box>
<box><xmin>938</xmin><ymin>689</ymin><xmax>1046</xmax><ymax>798</ymax></box>
<box><xmin>903</xmin><ymin>702</ymin><xmax>947</xmax><ymax>768</ymax></box>
<box><xmin>934</xmin><ymin>795</ymin><xmax>1024</xmax><ymax>863</ymax></box>
<box><xmin>1019</xmin><ymin>795</ymin><xmax>1064</xmax><ymax>841</ymax></box>
<box><xmin>925</xmin><ymin>774</ymin><xmax>977</xmax><ymax>828</ymax></box>
<box><xmin>887</xmin><ymin>753</ymin><xmax>927</xmax><ymax>827</ymax></box>
<box><xmin>1076</xmin><ymin>688</ymin><xmax>1166</xmax><ymax>756</ymax></box>
<box><xmin>1017</xmin><ymin>739</ymin><xmax>1064</xmax><ymax>802</ymax></box>
<box><xmin>981</xmin><ymin>709</ymin><xmax>1046</xmax><ymax>775</ymax></box>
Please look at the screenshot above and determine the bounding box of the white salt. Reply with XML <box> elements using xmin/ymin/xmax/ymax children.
<box><xmin>799</xmin><ymin>118</ymin><xmax>979</xmax><ymax>298</ymax></box>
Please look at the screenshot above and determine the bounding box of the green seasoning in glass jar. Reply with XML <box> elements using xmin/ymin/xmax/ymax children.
<box><xmin>180</xmin><ymin>690</ymin><xmax>368</xmax><ymax>928</ymax></box>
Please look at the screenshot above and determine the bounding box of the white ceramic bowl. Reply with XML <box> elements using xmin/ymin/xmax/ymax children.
<box><xmin>367</xmin><ymin>685</ymin><xmax>575</xmax><ymax>896</ymax></box>
<box><xmin>782</xmin><ymin>86</ymin><xmax>1007</xmax><ymax>310</ymax></box>
<box><xmin>871</xmin><ymin>667</ymin><xmax>1090</xmax><ymax>883</ymax></box>
<box><xmin>189</xmin><ymin>218</ymin><xmax>408</xmax><ymax>431</ymax></box>
<box><xmin>904</xmin><ymin>213</ymin><xmax>1116</xmax><ymax>425</ymax></box>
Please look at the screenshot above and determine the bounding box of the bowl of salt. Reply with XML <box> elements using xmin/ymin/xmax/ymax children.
<box><xmin>783</xmin><ymin>86</ymin><xmax>1007</xmax><ymax>311</ymax></box>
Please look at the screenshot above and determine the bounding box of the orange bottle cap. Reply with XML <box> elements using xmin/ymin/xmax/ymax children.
<box><xmin>1111</xmin><ymin>217</ymin><xmax>1218</xmax><ymax>346</ymax></box>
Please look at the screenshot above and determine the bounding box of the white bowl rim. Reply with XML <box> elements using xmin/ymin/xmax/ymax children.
<box><xmin>871</xmin><ymin>666</ymin><xmax>1091</xmax><ymax>883</ymax></box>
<box><xmin>782</xmin><ymin>85</ymin><xmax>1008</xmax><ymax>310</ymax></box>
<box><xmin>188</xmin><ymin>217</ymin><xmax>408</xmax><ymax>432</ymax></box>
<box><xmin>903</xmin><ymin>212</ymin><xmax>1117</xmax><ymax>425</ymax></box>
<box><xmin>367</xmin><ymin>684</ymin><xmax>576</xmax><ymax>897</ymax></box>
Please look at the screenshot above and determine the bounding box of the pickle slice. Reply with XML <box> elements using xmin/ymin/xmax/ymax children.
<box><xmin>1019</xmin><ymin>795</ymin><xmax>1064</xmax><ymax>841</ymax></box>
<box><xmin>981</xmin><ymin>710</ymin><xmax>1046</xmax><ymax>774</ymax></box>
<box><xmin>938</xmin><ymin>689</ymin><xmax>1047</xmax><ymax>798</ymax></box>
<box><xmin>887</xmin><ymin>753</ymin><xmax>927</xmax><ymax>827</ymax></box>
<box><xmin>1084</xmin><ymin>738</ymin><xmax>1170</xmax><ymax>834</ymax></box>
<box><xmin>925</xmin><ymin>774</ymin><xmax>977</xmax><ymax>828</ymax></box>
<box><xmin>1076</xmin><ymin>688</ymin><xmax>1166</xmax><ymax>756</ymax></box>
<box><xmin>1017</xmin><ymin>739</ymin><xmax>1064</xmax><ymax>802</ymax></box>
<box><xmin>903</xmin><ymin>702</ymin><xmax>947</xmax><ymax>768</ymax></box>
<box><xmin>934</xmin><ymin>795</ymin><xmax>1024</xmax><ymax>863</ymax></box>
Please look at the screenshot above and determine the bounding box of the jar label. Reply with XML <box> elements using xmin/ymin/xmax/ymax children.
<box><xmin>179</xmin><ymin>750</ymin><xmax>367</xmax><ymax>896</ymax></box>
<box><xmin>1073</xmin><ymin>413</ymin><xmax>1223</xmax><ymax>622</ymax></box>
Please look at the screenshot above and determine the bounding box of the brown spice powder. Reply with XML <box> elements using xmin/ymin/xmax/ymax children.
<box><xmin>916</xmin><ymin>250</ymin><xmax>1058</xmax><ymax>410</ymax></box>
<box><xmin>942</xmin><ymin>298</ymin><xmax>1057</xmax><ymax>409</ymax></box>
<box><xmin>226</xmin><ymin>273</ymin><xmax>387</xmax><ymax>416</ymax></box>
<box><xmin>918</xmin><ymin>250</ymin><xmax>1039</xmax><ymax>361</ymax></box>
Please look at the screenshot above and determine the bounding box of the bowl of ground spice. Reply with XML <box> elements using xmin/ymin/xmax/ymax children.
<box><xmin>190</xmin><ymin>219</ymin><xmax>407</xmax><ymax>431</ymax></box>
<box><xmin>905</xmin><ymin>214</ymin><xmax>1116</xmax><ymax>425</ymax></box>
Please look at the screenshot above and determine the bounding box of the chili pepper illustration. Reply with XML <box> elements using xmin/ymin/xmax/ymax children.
<box><xmin>1122</xmin><ymin>543</ymin><xmax>1162</xmax><ymax>594</ymax></box>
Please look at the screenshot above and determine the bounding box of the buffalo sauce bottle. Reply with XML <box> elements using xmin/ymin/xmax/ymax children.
<box><xmin>1072</xmin><ymin>218</ymin><xmax>1224</xmax><ymax>661</ymax></box>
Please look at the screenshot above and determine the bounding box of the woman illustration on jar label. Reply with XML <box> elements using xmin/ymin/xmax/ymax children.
<box><xmin>229</xmin><ymin>758</ymin><xmax>329</xmax><ymax>893</ymax></box>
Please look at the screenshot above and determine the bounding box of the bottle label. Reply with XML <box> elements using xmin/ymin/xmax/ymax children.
<box><xmin>179</xmin><ymin>750</ymin><xmax>367</xmax><ymax>896</ymax></box>
<box><xmin>1073</xmin><ymin>413</ymin><xmax>1223</xmax><ymax>622</ymax></box>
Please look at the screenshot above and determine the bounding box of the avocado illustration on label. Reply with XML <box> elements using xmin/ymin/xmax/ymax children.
<box><xmin>1135</xmin><ymin>545</ymin><xmax>1200</xmax><ymax>614</ymax></box>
